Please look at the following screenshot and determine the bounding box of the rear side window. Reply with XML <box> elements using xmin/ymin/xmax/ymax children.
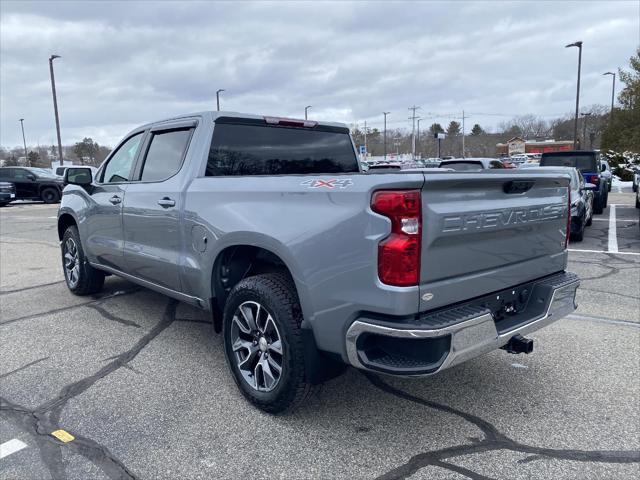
<box><xmin>540</xmin><ymin>154</ymin><xmax>596</xmax><ymax>172</ymax></box>
<box><xmin>140</xmin><ymin>129</ymin><xmax>192</xmax><ymax>182</ymax></box>
<box><xmin>206</xmin><ymin>123</ymin><xmax>359</xmax><ymax>176</ymax></box>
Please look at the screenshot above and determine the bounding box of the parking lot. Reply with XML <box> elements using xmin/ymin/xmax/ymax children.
<box><xmin>1</xmin><ymin>190</ymin><xmax>639</xmax><ymax>479</ymax></box>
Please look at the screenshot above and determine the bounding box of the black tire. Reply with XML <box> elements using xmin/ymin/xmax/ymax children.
<box><xmin>223</xmin><ymin>273</ymin><xmax>313</xmax><ymax>414</ymax></box>
<box><xmin>571</xmin><ymin>224</ymin><xmax>584</xmax><ymax>242</ymax></box>
<box><xmin>61</xmin><ymin>226</ymin><xmax>105</xmax><ymax>295</ymax></box>
<box><xmin>41</xmin><ymin>187</ymin><xmax>60</xmax><ymax>204</ymax></box>
<box><xmin>633</xmin><ymin>184</ymin><xmax>638</xmax><ymax>193</ymax></box>
<box><xmin>585</xmin><ymin>210</ymin><xmax>593</xmax><ymax>226</ymax></box>
<box><xmin>593</xmin><ymin>195</ymin><xmax>604</xmax><ymax>214</ymax></box>
<box><xmin>0</xmin><ymin>202</ymin><xmax>9</xmax><ymax>207</ymax></box>
<box><xmin>636</xmin><ymin>195</ymin><xmax>640</xmax><ymax>209</ymax></box>
<box><xmin>608</xmin><ymin>183</ymin><xmax>612</xmax><ymax>193</ymax></box>
<box><xmin>603</xmin><ymin>192</ymin><xmax>608</xmax><ymax>209</ymax></box>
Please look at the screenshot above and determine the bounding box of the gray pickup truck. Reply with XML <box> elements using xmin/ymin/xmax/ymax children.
<box><xmin>58</xmin><ymin>111</ymin><xmax>579</xmax><ymax>413</ymax></box>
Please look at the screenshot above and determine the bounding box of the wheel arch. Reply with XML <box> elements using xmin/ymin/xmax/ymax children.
<box><xmin>57</xmin><ymin>212</ymin><xmax>78</xmax><ymax>241</ymax></box>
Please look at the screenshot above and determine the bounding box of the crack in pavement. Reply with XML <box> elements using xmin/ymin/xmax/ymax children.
<box><xmin>84</xmin><ymin>303</ymin><xmax>142</xmax><ymax>328</ymax></box>
<box><xmin>579</xmin><ymin>287</ymin><xmax>640</xmax><ymax>301</ymax></box>
<box><xmin>366</xmin><ymin>373</ymin><xmax>640</xmax><ymax>480</ymax></box>
<box><xmin>0</xmin><ymin>280</ymin><xmax>65</xmax><ymax>295</ymax></box>
<box><xmin>0</xmin><ymin>357</ymin><xmax>50</xmax><ymax>379</ymax></box>
<box><xmin>0</xmin><ymin>287</ymin><xmax>141</xmax><ymax>327</ymax></box>
<box><xmin>0</xmin><ymin>299</ymin><xmax>178</xmax><ymax>480</ymax></box>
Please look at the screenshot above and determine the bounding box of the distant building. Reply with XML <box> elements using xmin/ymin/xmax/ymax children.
<box><xmin>497</xmin><ymin>137</ymin><xmax>573</xmax><ymax>156</ymax></box>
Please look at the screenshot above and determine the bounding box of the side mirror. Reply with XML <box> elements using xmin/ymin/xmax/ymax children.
<box><xmin>600</xmin><ymin>163</ymin><xmax>606</xmax><ymax>172</ymax></box>
<box><xmin>27</xmin><ymin>173</ymin><xmax>37</xmax><ymax>181</ymax></box>
<box><xmin>584</xmin><ymin>183</ymin><xmax>597</xmax><ymax>190</ymax></box>
<box><xmin>65</xmin><ymin>167</ymin><xmax>93</xmax><ymax>186</ymax></box>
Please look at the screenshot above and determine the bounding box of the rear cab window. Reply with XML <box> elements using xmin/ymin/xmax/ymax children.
<box><xmin>439</xmin><ymin>161</ymin><xmax>483</xmax><ymax>172</ymax></box>
<box><xmin>206</xmin><ymin>117</ymin><xmax>359</xmax><ymax>176</ymax></box>
<box><xmin>540</xmin><ymin>152</ymin><xmax>597</xmax><ymax>173</ymax></box>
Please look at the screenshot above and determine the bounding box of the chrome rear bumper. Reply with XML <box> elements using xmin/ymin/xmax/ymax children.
<box><xmin>345</xmin><ymin>272</ymin><xmax>579</xmax><ymax>376</ymax></box>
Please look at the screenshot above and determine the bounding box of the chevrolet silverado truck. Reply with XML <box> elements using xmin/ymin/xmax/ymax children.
<box><xmin>58</xmin><ymin>111</ymin><xmax>580</xmax><ymax>413</ymax></box>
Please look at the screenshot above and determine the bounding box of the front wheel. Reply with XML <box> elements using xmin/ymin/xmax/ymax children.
<box><xmin>61</xmin><ymin>226</ymin><xmax>105</xmax><ymax>295</ymax></box>
<box><xmin>223</xmin><ymin>273</ymin><xmax>313</xmax><ymax>414</ymax></box>
<box><xmin>41</xmin><ymin>187</ymin><xmax>60</xmax><ymax>204</ymax></box>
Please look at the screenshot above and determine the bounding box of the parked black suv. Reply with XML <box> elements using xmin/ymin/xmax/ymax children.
<box><xmin>0</xmin><ymin>167</ymin><xmax>64</xmax><ymax>203</ymax></box>
<box><xmin>540</xmin><ymin>151</ymin><xmax>608</xmax><ymax>214</ymax></box>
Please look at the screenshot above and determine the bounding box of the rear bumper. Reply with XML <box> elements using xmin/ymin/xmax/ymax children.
<box><xmin>345</xmin><ymin>271</ymin><xmax>579</xmax><ymax>376</ymax></box>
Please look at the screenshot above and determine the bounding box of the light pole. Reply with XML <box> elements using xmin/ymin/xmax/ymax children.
<box><xmin>408</xmin><ymin>105</ymin><xmax>420</xmax><ymax>160</ymax></box>
<box><xmin>383</xmin><ymin>112</ymin><xmax>390</xmax><ymax>160</ymax></box>
<box><xmin>49</xmin><ymin>54</ymin><xmax>64</xmax><ymax>166</ymax></box>
<box><xmin>565</xmin><ymin>41</ymin><xmax>583</xmax><ymax>149</ymax></box>
<box><xmin>216</xmin><ymin>89</ymin><xmax>225</xmax><ymax>111</ymax></box>
<box><xmin>580</xmin><ymin>112</ymin><xmax>592</xmax><ymax>149</ymax></box>
<box><xmin>603</xmin><ymin>72</ymin><xmax>616</xmax><ymax>122</ymax></box>
<box><xmin>19</xmin><ymin>119</ymin><xmax>28</xmax><ymax>163</ymax></box>
<box><xmin>416</xmin><ymin>118</ymin><xmax>422</xmax><ymax>159</ymax></box>
<box><xmin>305</xmin><ymin>105</ymin><xmax>312</xmax><ymax>120</ymax></box>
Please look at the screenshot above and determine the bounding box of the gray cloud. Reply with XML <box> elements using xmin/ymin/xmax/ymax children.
<box><xmin>1</xmin><ymin>0</ymin><xmax>638</xmax><ymax>148</ymax></box>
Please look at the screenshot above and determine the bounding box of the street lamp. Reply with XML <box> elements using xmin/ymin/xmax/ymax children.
<box><xmin>49</xmin><ymin>54</ymin><xmax>64</xmax><ymax>166</ymax></box>
<box><xmin>383</xmin><ymin>112</ymin><xmax>390</xmax><ymax>160</ymax></box>
<box><xmin>580</xmin><ymin>112</ymin><xmax>592</xmax><ymax>149</ymax></box>
<box><xmin>305</xmin><ymin>105</ymin><xmax>312</xmax><ymax>120</ymax></box>
<box><xmin>565</xmin><ymin>41</ymin><xmax>583</xmax><ymax>149</ymax></box>
<box><xmin>216</xmin><ymin>89</ymin><xmax>225</xmax><ymax>111</ymax></box>
<box><xmin>19</xmin><ymin>119</ymin><xmax>28</xmax><ymax>163</ymax></box>
<box><xmin>603</xmin><ymin>72</ymin><xmax>616</xmax><ymax>121</ymax></box>
<box><xmin>416</xmin><ymin>118</ymin><xmax>422</xmax><ymax>159</ymax></box>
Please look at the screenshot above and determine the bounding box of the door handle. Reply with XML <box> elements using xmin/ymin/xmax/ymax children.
<box><xmin>109</xmin><ymin>195</ymin><xmax>121</xmax><ymax>205</ymax></box>
<box><xmin>157</xmin><ymin>197</ymin><xmax>176</xmax><ymax>208</ymax></box>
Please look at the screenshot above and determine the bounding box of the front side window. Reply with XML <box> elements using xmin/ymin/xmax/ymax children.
<box><xmin>489</xmin><ymin>161</ymin><xmax>505</xmax><ymax>169</ymax></box>
<box><xmin>13</xmin><ymin>169</ymin><xmax>32</xmax><ymax>179</ymax></box>
<box><xmin>140</xmin><ymin>129</ymin><xmax>192</xmax><ymax>182</ymax></box>
<box><xmin>206</xmin><ymin>122</ymin><xmax>359</xmax><ymax>176</ymax></box>
<box><xmin>102</xmin><ymin>133</ymin><xmax>143</xmax><ymax>183</ymax></box>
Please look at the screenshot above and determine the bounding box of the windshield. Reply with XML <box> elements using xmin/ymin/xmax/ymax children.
<box><xmin>540</xmin><ymin>153</ymin><xmax>597</xmax><ymax>172</ymax></box>
<box><xmin>206</xmin><ymin>121</ymin><xmax>359</xmax><ymax>176</ymax></box>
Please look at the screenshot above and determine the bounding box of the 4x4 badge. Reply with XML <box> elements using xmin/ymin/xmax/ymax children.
<box><xmin>301</xmin><ymin>179</ymin><xmax>353</xmax><ymax>189</ymax></box>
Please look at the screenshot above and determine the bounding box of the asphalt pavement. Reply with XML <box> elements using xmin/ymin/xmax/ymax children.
<box><xmin>1</xmin><ymin>189</ymin><xmax>639</xmax><ymax>480</ymax></box>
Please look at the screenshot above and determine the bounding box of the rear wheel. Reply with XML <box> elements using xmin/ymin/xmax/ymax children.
<box><xmin>571</xmin><ymin>215</ymin><xmax>585</xmax><ymax>242</ymax></box>
<box><xmin>41</xmin><ymin>187</ymin><xmax>60</xmax><ymax>204</ymax></box>
<box><xmin>223</xmin><ymin>273</ymin><xmax>313</xmax><ymax>414</ymax></box>
<box><xmin>62</xmin><ymin>226</ymin><xmax>105</xmax><ymax>295</ymax></box>
<box><xmin>593</xmin><ymin>195</ymin><xmax>604</xmax><ymax>214</ymax></box>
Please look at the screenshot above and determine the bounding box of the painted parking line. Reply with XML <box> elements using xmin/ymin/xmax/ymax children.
<box><xmin>608</xmin><ymin>205</ymin><xmax>619</xmax><ymax>253</ymax></box>
<box><xmin>591</xmin><ymin>218</ymin><xmax>638</xmax><ymax>222</ymax></box>
<box><xmin>0</xmin><ymin>439</ymin><xmax>28</xmax><ymax>459</ymax></box>
<box><xmin>568</xmin><ymin>248</ymin><xmax>640</xmax><ymax>256</ymax></box>
<box><xmin>566</xmin><ymin>313</ymin><xmax>640</xmax><ymax>328</ymax></box>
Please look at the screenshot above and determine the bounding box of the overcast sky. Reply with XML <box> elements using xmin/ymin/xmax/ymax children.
<box><xmin>1</xmin><ymin>0</ymin><xmax>638</xmax><ymax>148</ymax></box>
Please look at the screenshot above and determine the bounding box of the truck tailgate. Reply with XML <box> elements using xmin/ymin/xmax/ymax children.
<box><xmin>419</xmin><ymin>171</ymin><xmax>570</xmax><ymax>312</ymax></box>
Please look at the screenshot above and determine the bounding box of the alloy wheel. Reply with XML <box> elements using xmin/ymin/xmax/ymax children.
<box><xmin>230</xmin><ymin>301</ymin><xmax>283</xmax><ymax>392</ymax></box>
<box><xmin>64</xmin><ymin>238</ymin><xmax>80</xmax><ymax>288</ymax></box>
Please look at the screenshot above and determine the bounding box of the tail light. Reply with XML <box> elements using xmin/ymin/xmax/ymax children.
<box><xmin>371</xmin><ymin>190</ymin><xmax>421</xmax><ymax>286</ymax></box>
<box><xmin>565</xmin><ymin>186</ymin><xmax>571</xmax><ymax>249</ymax></box>
<box><xmin>587</xmin><ymin>174</ymin><xmax>599</xmax><ymax>184</ymax></box>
